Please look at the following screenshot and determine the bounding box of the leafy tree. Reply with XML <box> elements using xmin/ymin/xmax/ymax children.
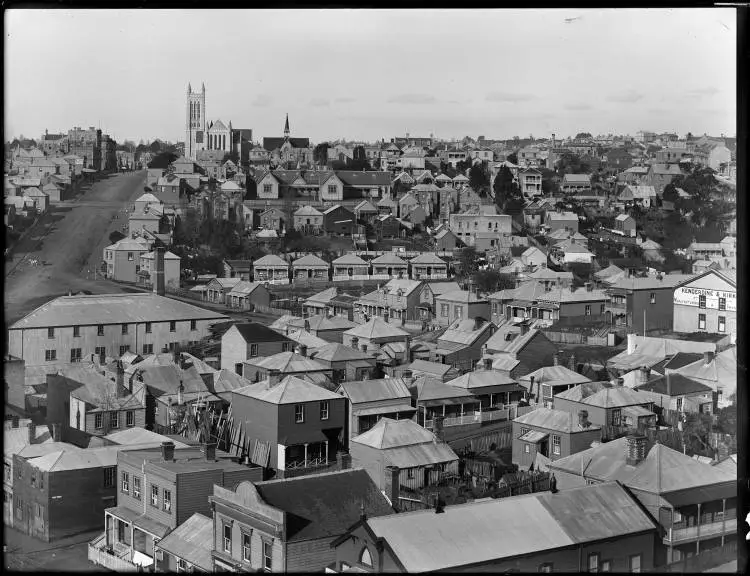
<box><xmin>507</xmin><ymin>152</ymin><xmax>518</xmax><ymax>165</ymax></box>
<box><xmin>681</xmin><ymin>412</ymin><xmax>714</xmax><ymax>456</ymax></box>
<box><xmin>714</xmin><ymin>402</ymin><xmax>737</xmax><ymax>437</ymax></box>
<box><xmin>575</xmin><ymin>132</ymin><xmax>592</xmax><ymax>140</ymax></box>
<box><xmin>493</xmin><ymin>166</ymin><xmax>522</xmax><ymax>211</ymax></box>
<box><xmin>458</xmin><ymin>246</ymin><xmax>479</xmax><ymax>278</ymax></box>
<box><xmin>313</xmin><ymin>142</ymin><xmax>330</xmax><ymax>166</ymax></box>
<box><xmin>469</xmin><ymin>164</ymin><xmax>490</xmax><ymax>194</ymax></box>
<box><xmin>556</xmin><ymin>152</ymin><xmax>590</xmax><ymax>176</ymax></box>
<box><xmin>472</xmin><ymin>270</ymin><xmax>515</xmax><ymax>294</ymax></box>
<box><xmin>149</xmin><ymin>140</ymin><xmax>162</xmax><ymax>154</ymax></box>
<box><xmin>108</xmin><ymin>230</ymin><xmax>126</xmax><ymax>244</ymax></box>
<box><xmin>222</xmin><ymin>151</ymin><xmax>240</xmax><ymax>165</ymax></box>
<box><xmin>147</xmin><ymin>151</ymin><xmax>178</xmax><ymax>169</ymax></box>
<box><xmin>455</xmin><ymin>157</ymin><xmax>472</xmax><ymax>175</ymax></box>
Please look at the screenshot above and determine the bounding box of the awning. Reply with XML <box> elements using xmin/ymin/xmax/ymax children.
<box><xmin>348</xmin><ymin>359</ymin><xmax>376</xmax><ymax>369</ymax></box>
<box><xmin>662</xmin><ymin>483</ymin><xmax>736</xmax><ymax>507</ymax></box>
<box><xmin>106</xmin><ymin>506</ymin><xmax>171</xmax><ymax>538</ymax></box>
<box><xmin>354</xmin><ymin>403</ymin><xmax>416</xmax><ymax>417</ymax></box>
<box><xmin>420</xmin><ymin>396</ymin><xmax>478</xmax><ymax>408</ymax></box>
<box><xmin>519</xmin><ymin>430</ymin><xmax>549</xmax><ymax>444</ymax></box>
<box><xmin>622</xmin><ymin>405</ymin><xmax>655</xmax><ymax>418</ymax></box>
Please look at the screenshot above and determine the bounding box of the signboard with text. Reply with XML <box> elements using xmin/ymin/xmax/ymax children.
<box><xmin>673</xmin><ymin>287</ymin><xmax>736</xmax><ymax>312</ymax></box>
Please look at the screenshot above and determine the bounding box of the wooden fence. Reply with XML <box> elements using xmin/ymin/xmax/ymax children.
<box><xmin>543</xmin><ymin>330</ymin><xmax>587</xmax><ymax>345</ymax></box>
<box><xmin>465</xmin><ymin>428</ymin><xmax>514</xmax><ymax>454</ymax></box>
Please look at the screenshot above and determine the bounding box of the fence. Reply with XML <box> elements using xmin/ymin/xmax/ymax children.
<box><xmin>542</xmin><ymin>330</ymin><xmax>587</xmax><ymax>345</ymax></box>
<box><xmin>648</xmin><ymin>540</ymin><xmax>737</xmax><ymax>573</ymax></box>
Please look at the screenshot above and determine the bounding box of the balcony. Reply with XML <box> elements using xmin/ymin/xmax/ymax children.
<box><xmin>605</xmin><ymin>301</ymin><xmax>627</xmax><ymax>311</ymax></box>
<box><xmin>423</xmin><ymin>404</ymin><xmax>538</xmax><ymax>430</ymax></box>
<box><xmin>333</xmin><ymin>273</ymin><xmax>370</xmax><ymax>282</ymax></box>
<box><xmin>664</xmin><ymin>516</ymin><xmax>736</xmax><ymax>544</ymax></box>
<box><xmin>413</xmin><ymin>271</ymin><xmax>448</xmax><ymax>280</ymax></box>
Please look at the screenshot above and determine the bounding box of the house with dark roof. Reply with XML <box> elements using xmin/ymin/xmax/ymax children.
<box><xmin>337</xmin><ymin>378</ymin><xmax>416</xmax><ymax>437</ymax></box>
<box><xmin>323</xmin><ymin>204</ymin><xmax>357</xmax><ymax>236</ymax></box>
<box><xmin>483</xmin><ymin>324</ymin><xmax>559</xmax><ymax>381</ymax></box>
<box><xmin>220</xmin><ymin>323</ymin><xmax>294</xmax><ymax>373</ymax></box>
<box><xmin>634</xmin><ymin>372</ymin><xmax>716</xmax><ymax>414</ymax></box>
<box><xmin>209</xmin><ymin>470</ymin><xmax>395</xmax><ymax>572</ymax></box>
<box><xmin>512</xmin><ymin>406</ymin><xmax>602</xmax><ymax>470</ymax></box>
<box><xmin>331</xmin><ymin>482</ymin><xmax>658</xmax><ymax>573</ymax></box>
<box><xmin>230</xmin><ymin>374</ymin><xmax>347</xmax><ymax>475</ymax></box>
<box><xmin>311</xmin><ymin>343</ymin><xmax>377</xmax><ymax>384</ymax></box>
<box><xmin>222</xmin><ymin>259</ymin><xmax>253</xmax><ymax>281</ymax></box>
<box><xmin>434</xmin><ymin>318</ymin><xmax>497</xmax><ymax>373</ymax></box>
<box><xmin>548</xmin><ymin>435</ymin><xmax>737</xmax><ymax>566</ymax></box>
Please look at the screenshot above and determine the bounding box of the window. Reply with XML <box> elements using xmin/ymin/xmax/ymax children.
<box><xmin>119</xmin><ymin>345</ymin><xmax>130</xmax><ymax>356</ymax></box>
<box><xmin>126</xmin><ymin>411</ymin><xmax>135</xmax><ymax>427</ymax></box>
<box><xmin>190</xmin><ymin>320</ymin><xmax>197</xmax><ymax>331</ymax></box>
<box><xmin>601</xmin><ymin>560</ymin><xmax>611</xmax><ymax>572</ymax></box>
<box><xmin>455</xmin><ymin>305</ymin><xmax>463</xmax><ymax>318</ymax></box>
<box><xmin>133</xmin><ymin>476</ymin><xmax>141</xmax><ymax>500</ymax></box>
<box><xmin>145</xmin><ymin>322</ymin><xmax>152</xmax><ymax>334</ymax></box>
<box><xmin>48</xmin><ymin>327</ymin><xmax>55</xmax><ymax>339</ymax></box>
<box><xmin>673</xmin><ymin>510</ymin><xmax>682</xmax><ymax>523</ymax></box>
<box><xmin>539</xmin><ymin>563</ymin><xmax>553</xmax><ymax>573</ymax></box>
<box><xmin>97</xmin><ymin>324</ymin><xmax>105</xmax><ymax>336</ymax></box>
<box><xmin>110</xmin><ymin>411</ymin><xmax>119</xmax><ymax>429</ymax></box>
<box><xmin>121</xmin><ymin>324</ymin><xmax>128</xmax><ymax>335</ymax></box>
<box><xmin>588</xmin><ymin>553</ymin><xmax>599</xmax><ymax>573</ymax></box>
<box><xmin>163</xmin><ymin>489</ymin><xmax>172</xmax><ymax>513</ymax></box>
<box><xmin>70</xmin><ymin>348</ymin><xmax>82</xmax><ymax>362</ymax></box>
<box><xmin>328</xmin><ymin>184</ymin><xmax>337</xmax><ymax>196</ymax></box>
<box><xmin>320</xmin><ymin>401</ymin><xmax>329</xmax><ymax>421</ymax></box>
<box><xmin>142</xmin><ymin>343</ymin><xmax>153</xmax><ymax>355</ymax></box>
<box><xmin>359</xmin><ymin>547</ymin><xmax>373</xmax><ymax>568</ymax></box>
<box><xmin>250</xmin><ymin>344</ymin><xmax>259</xmax><ymax>357</ymax></box>
<box><xmin>151</xmin><ymin>484</ymin><xmax>159</xmax><ymax>507</ymax></box>
<box><xmin>242</xmin><ymin>532</ymin><xmax>252</xmax><ymax>562</ymax></box>
<box><xmin>128</xmin><ymin>252</ymin><xmax>134</xmax><ymax>261</ymax></box>
<box><xmin>95</xmin><ymin>413</ymin><xmax>103</xmax><ymax>429</ymax></box>
<box><xmin>600</xmin><ymin>303</ymin><xmax>605</xmax><ymax>314</ymax></box>
<box><xmin>718</xmin><ymin>316</ymin><xmax>726</xmax><ymax>333</ymax></box>
<box><xmin>73</xmin><ymin>326</ymin><xmax>80</xmax><ymax>338</ymax></box>
<box><xmin>719</xmin><ymin>297</ymin><xmax>726</xmax><ymax>311</ymax></box>
<box><xmin>629</xmin><ymin>554</ymin><xmax>641</xmax><ymax>573</ymax></box>
<box><xmin>295</xmin><ymin>404</ymin><xmax>305</xmax><ymax>423</ymax></box>
<box><xmin>169</xmin><ymin>321</ymin><xmax>176</xmax><ymax>332</ymax></box>
<box><xmin>223</xmin><ymin>523</ymin><xmax>232</xmax><ymax>553</ymax></box>
<box><xmin>698</xmin><ymin>313</ymin><xmax>706</xmax><ymax>331</ymax></box>
<box><xmin>611</xmin><ymin>409</ymin><xmax>622</xmax><ymax>426</ymax></box>
<box><xmin>698</xmin><ymin>294</ymin><xmax>706</xmax><ymax>309</ymax></box>
<box><xmin>95</xmin><ymin>346</ymin><xmax>106</xmax><ymax>360</ymax></box>
<box><xmin>676</xmin><ymin>398</ymin><xmax>683</xmax><ymax>411</ymax></box>
<box><xmin>263</xmin><ymin>184</ymin><xmax>272</xmax><ymax>194</ymax></box>
<box><xmin>650</xmin><ymin>292</ymin><xmax>656</xmax><ymax>304</ymax></box>
<box><xmin>585</xmin><ymin>304</ymin><xmax>591</xmax><ymax>316</ymax></box>
<box><xmin>552</xmin><ymin>435</ymin><xmax>561</xmax><ymax>456</ymax></box>
<box><xmin>121</xmin><ymin>472</ymin><xmax>129</xmax><ymax>493</ymax></box>
<box><xmin>524</xmin><ymin>444</ymin><xmax>530</xmax><ymax>454</ymax></box>
<box><xmin>45</xmin><ymin>350</ymin><xmax>57</xmax><ymax>362</ymax></box>
<box><xmin>104</xmin><ymin>467</ymin><xmax>116</xmax><ymax>488</ymax></box>
<box><xmin>441</xmin><ymin>303</ymin><xmax>449</xmax><ymax>317</ymax></box>
<box><xmin>263</xmin><ymin>541</ymin><xmax>272</xmax><ymax>571</ymax></box>
<box><xmin>281</xmin><ymin>342</ymin><xmax>291</xmax><ymax>352</ymax></box>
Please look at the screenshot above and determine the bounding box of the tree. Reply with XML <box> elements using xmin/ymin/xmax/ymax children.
<box><xmin>458</xmin><ymin>246</ymin><xmax>479</xmax><ymax>278</ymax></box>
<box><xmin>469</xmin><ymin>164</ymin><xmax>490</xmax><ymax>194</ymax></box>
<box><xmin>472</xmin><ymin>270</ymin><xmax>515</xmax><ymax>294</ymax></box>
<box><xmin>556</xmin><ymin>152</ymin><xmax>590</xmax><ymax>176</ymax></box>
<box><xmin>222</xmin><ymin>150</ymin><xmax>240</xmax><ymax>165</ymax></box>
<box><xmin>313</xmin><ymin>142</ymin><xmax>330</xmax><ymax>166</ymax></box>
<box><xmin>575</xmin><ymin>132</ymin><xmax>592</xmax><ymax>140</ymax></box>
<box><xmin>681</xmin><ymin>412</ymin><xmax>714</xmax><ymax>456</ymax></box>
<box><xmin>493</xmin><ymin>166</ymin><xmax>522</xmax><ymax>211</ymax></box>
<box><xmin>455</xmin><ymin>157</ymin><xmax>472</xmax><ymax>175</ymax></box>
<box><xmin>507</xmin><ymin>152</ymin><xmax>518</xmax><ymax>165</ymax></box>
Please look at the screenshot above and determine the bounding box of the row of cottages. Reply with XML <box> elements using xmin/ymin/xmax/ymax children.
<box><xmin>329</xmin><ymin>482</ymin><xmax>659</xmax><ymax>573</ymax></box>
<box><xmin>7</xmin><ymin>293</ymin><xmax>228</xmax><ymax>368</ymax></box>
<box><xmin>254</xmin><ymin>169</ymin><xmax>393</xmax><ymax>202</ymax></box>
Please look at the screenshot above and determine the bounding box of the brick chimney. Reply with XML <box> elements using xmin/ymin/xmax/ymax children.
<box><xmin>384</xmin><ymin>465</ymin><xmax>400</xmax><ymax>508</ymax></box>
<box><xmin>585</xmin><ymin>282</ymin><xmax>593</xmax><ymax>292</ymax></box>
<box><xmin>304</xmin><ymin>319</ymin><xmax>310</xmax><ymax>332</ymax></box>
<box><xmin>203</xmin><ymin>442</ymin><xmax>217</xmax><ymax>462</ymax></box>
<box><xmin>483</xmin><ymin>357</ymin><xmax>493</xmax><ymax>370</ymax></box>
<box><xmin>268</xmin><ymin>369</ymin><xmax>281</xmax><ymax>387</ymax></box>
<box><xmin>161</xmin><ymin>441</ymin><xmax>175</xmax><ymax>462</ymax></box>
<box><xmin>337</xmin><ymin>450</ymin><xmax>352</xmax><ymax>471</ymax></box>
<box><xmin>616</xmin><ymin>377</ymin><xmax>624</xmax><ymax>387</ymax></box>
<box><xmin>639</xmin><ymin>366</ymin><xmax>650</xmax><ymax>385</ymax></box>
<box><xmin>553</xmin><ymin>351</ymin><xmax>560</xmax><ymax>366</ymax></box>
<box><xmin>153</xmin><ymin>246</ymin><xmax>166</xmax><ymax>296</ymax></box>
<box><xmin>704</xmin><ymin>350</ymin><xmax>715</xmax><ymax>365</ymax></box>
<box><xmin>404</xmin><ymin>336</ymin><xmax>411</xmax><ymax>364</ymax></box>
<box><xmin>625</xmin><ymin>434</ymin><xmax>647</xmax><ymax>466</ymax></box>
<box><xmin>27</xmin><ymin>421</ymin><xmax>36</xmax><ymax>445</ymax></box>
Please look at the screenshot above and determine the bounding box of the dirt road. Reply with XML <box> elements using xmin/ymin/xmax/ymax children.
<box><xmin>4</xmin><ymin>171</ymin><xmax>148</xmax><ymax>326</ymax></box>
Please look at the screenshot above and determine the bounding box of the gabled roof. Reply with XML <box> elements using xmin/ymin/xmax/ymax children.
<box><xmin>311</xmin><ymin>342</ymin><xmax>374</xmax><ymax>363</ymax></box>
<box><xmin>514</xmin><ymin>406</ymin><xmax>601</xmax><ymax>433</ymax></box>
<box><xmin>305</xmin><ymin>286</ymin><xmax>338</xmax><ymax>305</ymax></box>
<box><xmin>292</xmin><ymin>253</ymin><xmax>329</xmax><ymax>268</ymax></box>
<box><xmin>519</xmin><ymin>365</ymin><xmax>591</xmax><ymax>386</ymax></box>
<box><xmin>673</xmin><ymin>347</ymin><xmax>737</xmax><ymax>386</ymax></box>
<box><xmin>562</xmin><ymin>173</ymin><xmax>591</xmax><ymax>184</ymax></box>
<box><xmin>252</xmin><ymin>254</ymin><xmax>288</xmax><ymax>267</ymax></box>
<box><xmin>289</xmin><ymin>315</ymin><xmax>356</xmax><ymax>332</ymax></box>
<box><xmin>155</xmin><ymin>513</ymin><xmax>213</xmax><ymax>571</ymax></box>
<box><xmin>335</xmin><ymin>170</ymin><xmax>392</xmax><ymax>187</ymax></box>
<box><xmin>372</xmin><ymin>253</ymin><xmax>407</xmax><ymax>265</ymax></box>
<box><xmin>445</xmin><ymin>370</ymin><xmax>517</xmax><ymax>389</ymax></box>
<box><xmin>409</xmin><ymin>252</ymin><xmax>446</xmax><ymax>265</ymax></box>
<box><xmin>282</xmin><ymin>328</ymin><xmax>330</xmax><ymax>351</ymax></box>
<box><xmin>230</xmin><ymin>323</ymin><xmax>294</xmax><ymax>344</ymax></box>
<box><xmin>294</xmin><ymin>205</ymin><xmax>323</xmax><ymax>217</ymax></box>
<box><xmin>248</xmin><ymin>351</ymin><xmax>328</xmax><ymax>374</ymax></box>
<box><xmin>233</xmin><ymin>375</ymin><xmax>340</xmax><ymax>404</ymax></box>
<box><xmin>226</xmin><ymin>281</ymin><xmax>265</xmax><ymax>296</ymax></box>
<box><xmin>332</xmin><ymin>253</ymin><xmax>368</xmax><ymax>266</ymax></box>
<box><xmin>207</xmin><ymin>277</ymin><xmax>242</xmax><ymax>289</ymax></box>
<box><xmin>353</xmin><ymin>417</ymin><xmax>437</xmax><ymax>449</ymax></box>
<box><xmin>255</xmin><ymin>469</ymin><xmax>395</xmax><ymax>542</ymax></box>
<box><xmin>354</xmin><ymin>199</ymin><xmax>378</xmax><ymax>213</ymax></box>
<box><xmin>338</xmin><ymin>378</ymin><xmax>412</xmax><ymax>404</ymax></box>
<box><xmin>344</xmin><ymin>317</ymin><xmax>409</xmax><ymax>339</ymax></box>
<box><xmin>406</xmin><ymin>359</ymin><xmax>454</xmax><ymax>377</ymax></box>
<box><xmin>635</xmin><ymin>373</ymin><xmax>714</xmax><ymax>397</ymax></box>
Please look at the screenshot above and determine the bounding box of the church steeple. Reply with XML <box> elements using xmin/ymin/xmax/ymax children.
<box><xmin>187</xmin><ymin>82</ymin><xmax>192</xmax><ymax>93</ymax></box>
<box><xmin>284</xmin><ymin>113</ymin><xmax>290</xmax><ymax>138</ymax></box>
<box><xmin>201</xmin><ymin>82</ymin><xmax>205</xmax><ymax>93</ymax></box>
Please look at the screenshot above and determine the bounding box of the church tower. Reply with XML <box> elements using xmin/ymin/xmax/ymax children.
<box><xmin>284</xmin><ymin>113</ymin><xmax>290</xmax><ymax>139</ymax></box>
<box><xmin>185</xmin><ymin>82</ymin><xmax>207</xmax><ymax>161</ymax></box>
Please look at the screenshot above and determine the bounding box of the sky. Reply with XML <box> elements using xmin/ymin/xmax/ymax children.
<box><xmin>5</xmin><ymin>9</ymin><xmax>737</xmax><ymax>144</ymax></box>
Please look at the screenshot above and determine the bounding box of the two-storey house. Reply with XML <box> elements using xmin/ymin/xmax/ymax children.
<box><xmin>353</xmin><ymin>280</ymin><xmax>433</xmax><ymax>325</ymax></box>
<box><xmin>337</xmin><ymin>378</ymin><xmax>415</xmax><ymax>438</ymax></box>
<box><xmin>220</xmin><ymin>323</ymin><xmax>294</xmax><ymax>373</ymax></box>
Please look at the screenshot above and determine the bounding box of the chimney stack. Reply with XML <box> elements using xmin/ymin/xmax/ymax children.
<box><xmin>553</xmin><ymin>351</ymin><xmax>561</xmax><ymax>366</ymax></box>
<box><xmin>153</xmin><ymin>246</ymin><xmax>167</xmax><ymax>296</ymax></box>
<box><xmin>616</xmin><ymin>377</ymin><xmax>624</xmax><ymax>387</ymax></box>
<box><xmin>116</xmin><ymin>360</ymin><xmax>127</xmax><ymax>397</ymax></box>
<box><xmin>203</xmin><ymin>442</ymin><xmax>217</xmax><ymax>462</ymax></box>
<box><xmin>161</xmin><ymin>441</ymin><xmax>175</xmax><ymax>462</ymax></box>
<box><xmin>384</xmin><ymin>465</ymin><xmax>400</xmax><ymax>508</ymax></box>
<box><xmin>639</xmin><ymin>366</ymin><xmax>649</xmax><ymax>385</ymax></box>
<box><xmin>483</xmin><ymin>357</ymin><xmax>493</xmax><ymax>370</ymax></box>
<box><xmin>704</xmin><ymin>350</ymin><xmax>714</xmax><ymax>365</ymax></box>
<box><xmin>27</xmin><ymin>421</ymin><xmax>36</xmax><ymax>445</ymax></box>
<box><xmin>268</xmin><ymin>369</ymin><xmax>281</xmax><ymax>387</ymax></box>
<box><xmin>625</xmin><ymin>434</ymin><xmax>647</xmax><ymax>466</ymax></box>
<box><xmin>304</xmin><ymin>319</ymin><xmax>310</xmax><ymax>332</ymax></box>
<box><xmin>404</xmin><ymin>336</ymin><xmax>412</xmax><ymax>364</ymax></box>
<box><xmin>568</xmin><ymin>353</ymin><xmax>577</xmax><ymax>373</ymax></box>
<box><xmin>51</xmin><ymin>423</ymin><xmax>61</xmax><ymax>442</ymax></box>
<box><xmin>337</xmin><ymin>450</ymin><xmax>352</xmax><ymax>471</ymax></box>
<box><xmin>529</xmin><ymin>375</ymin><xmax>536</xmax><ymax>401</ymax></box>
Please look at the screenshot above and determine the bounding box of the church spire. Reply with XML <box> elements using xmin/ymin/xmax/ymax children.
<box><xmin>201</xmin><ymin>82</ymin><xmax>205</xmax><ymax>93</ymax></box>
<box><xmin>187</xmin><ymin>82</ymin><xmax>192</xmax><ymax>93</ymax></box>
<box><xmin>284</xmin><ymin>113</ymin><xmax>290</xmax><ymax>138</ymax></box>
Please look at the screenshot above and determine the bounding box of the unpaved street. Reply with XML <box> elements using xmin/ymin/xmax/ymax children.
<box><xmin>4</xmin><ymin>171</ymin><xmax>148</xmax><ymax>327</ymax></box>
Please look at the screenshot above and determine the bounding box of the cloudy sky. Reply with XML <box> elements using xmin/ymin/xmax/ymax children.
<box><xmin>5</xmin><ymin>9</ymin><xmax>736</xmax><ymax>144</ymax></box>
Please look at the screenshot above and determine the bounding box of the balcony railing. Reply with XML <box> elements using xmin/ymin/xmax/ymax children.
<box><xmin>664</xmin><ymin>517</ymin><xmax>736</xmax><ymax>544</ymax></box>
<box><xmin>424</xmin><ymin>406</ymin><xmax>514</xmax><ymax>429</ymax></box>
<box><xmin>413</xmin><ymin>272</ymin><xmax>448</xmax><ymax>280</ymax></box>
<box><xmin>88</xmin><ymin>533</ymin><xmax>138</xmax><ymax>572</ymax></box>
<box><xmin>333</xmin><ymin>274</ymin><xmax>370</xmax><ymax>281</ymax></box>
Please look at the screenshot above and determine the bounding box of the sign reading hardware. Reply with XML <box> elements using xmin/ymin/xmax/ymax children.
<box><xmin>673</xmin><ymin>287</ymin><xmax>736</xmax><ymax>311</ymax></box>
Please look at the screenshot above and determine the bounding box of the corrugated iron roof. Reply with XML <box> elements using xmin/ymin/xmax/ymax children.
<box><xmin>352</xmin><ymin>417</ymin><xmax>435</xmax><ymax>449</ymax></box>
<box><xmin>233</xmin><ymin>375</ymin><xmax>340</xmax><ymax>404</ymax></box>
<box><xmin>383</xmin><ymin>442</ymin><xmax>458</xmax><ymax>469</ymax></box>
<box><xmin>514</xmin><ymin>407</ymin><xmax>601</xmax><ymax>433</ymax></box>
<box><xmin>344</xmin><ymin>317</ymin><xmax>409</xmax><ymax>339</ymax></box>
<box><xmin>155</xmin><ymin>513</ymin><xmax>213</xmax><ymax>571</ymax></box>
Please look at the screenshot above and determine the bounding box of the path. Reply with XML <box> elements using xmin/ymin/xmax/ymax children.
<box><xmin>4</xmin><ymin>171</ymin><xmax>148</xmax><ymax>327</ymax></box>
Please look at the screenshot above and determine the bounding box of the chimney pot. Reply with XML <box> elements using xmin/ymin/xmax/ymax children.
<box><xmin>704</xmin><ymin>350</ymin><xmax>714</xmax><ymax>364</ymax></box>
<box><xmin>639</xmin><ymin>365</ymin><xmax>649</xmax><ymax>384</ymax></box>
<box><xmin>161</xmin><ymin>441</ymin><xmax>175</xmax><ymax>462</ymax></box>
<box><xmin>297</xmin><ymin>344</ymin><xmax>308</xmax><ymax>358</ymax></box>
<box><xmin>625</xmin><ymin>434</ymin><xmax>647</xmax><ymax>466</ymax></box>
<box><xmin>616</xmin><ymin>377</ymin><xmax>624</xmax><ymax>387</ymax></box>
